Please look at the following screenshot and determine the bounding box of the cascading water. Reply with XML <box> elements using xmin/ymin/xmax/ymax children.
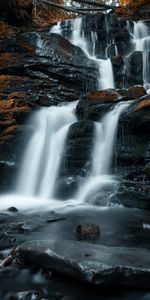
<box><xmin>131</xmin><ymin>21</ymin><xmax>150</xmax><ymax>93</ymax></box>
<box><xmin>76</xmin><ymin>101</ymin><xmax>131</xmax><ymax>204</ymax></box>
<box><xmin>16</xmin><ymin>102</ymin><xmax>77</xmax><ymax>198</ymax></box>
<box><xmin>51</xmin><ymin>17</ymin><xmax>115</xmax><ymax>90</ymax></box>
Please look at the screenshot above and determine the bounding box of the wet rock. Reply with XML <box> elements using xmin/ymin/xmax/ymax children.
<box><xmin>111</xmin><ymin>55</ymin><xmax>124</xmax><ymax>88</ymax></box>
<box><xmin>54</xmin><ymin>121</ymin><xmax>95</xmax><ymax>199</ymax></box>
<box><xmin>109</xmin><ymin>167</ymin><xmax>150</xmax><ymax>210</ymax></box>
<box><xmin>109</xmin><ymin>180</ymin><xmax>150</xmax><ymax>210</ymax></box>
<box><xmin>18</xmin><ymin>239</ymin><xmax>150</xmax><ymax>288</ymax></box>
<box><xmin>60</xmin><ymin>121</ymin><xmax>95</xmax><ymax>177</ymax></box>
<box><xmin>5</xmin><ymin>289</ymin><xmax>46</xmax><ymax>300</ymax></box>
<box><xmin>125</xmin><ymin>51</ymin><xmax>144</xmax><ymax>86</ymax></box>
<box><xmin>0</xmin><ymin>231</ymin><xmax>16</xmax><ymax>250</ymax></box>
<box><xmin>76</xmin><ymin>223</ymin><xmax>100</xmax><ymax>240</ymax></box>
<box><xmin>124</xmin><ymin>86</ymin><xmax>147</xmax><ymax>99</ymax></box>
<box><xmin>61</xmin><ymin>13</ymin><xmax>131</xmax><ymax>58</ymax></box>
<box><xmin>76</xmin><ymin>90</ymin><xmax>121</xmax><ymax>120</ymax></box>
<box><xmin>7</xmin><ymin>207</ymin><xmax>18</xmax><ymax>213</ymax></box>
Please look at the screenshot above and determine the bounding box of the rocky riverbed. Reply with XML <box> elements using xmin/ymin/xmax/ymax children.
<box><xmin>1</xmin><ymin>206</ymin><xmax>150</xmax><ymax>299</ymax></box>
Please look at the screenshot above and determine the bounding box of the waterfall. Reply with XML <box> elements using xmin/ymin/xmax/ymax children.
<box><xmin>51</xmin><ymin>17</ymin><xmax>115</xmax><ymax>90</ymax></box>
<box><xmin>16</xmin><ymin>102</ymin><xmax>77</xmax><ymax>198</ymax></box>
<box><xmin>76</xmin><ymin>101</ymin><xmax>130</xmax><ymax>204</ymax></box>
<box><xmin>133</xmin><ymin>21</ymin><xmax>150</xmax><ymax>93</ymax></box>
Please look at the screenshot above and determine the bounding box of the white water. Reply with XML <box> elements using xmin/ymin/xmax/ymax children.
<box><xmin>51</xmin><ymin>17</ymin><xmax>115</xmax><ymax>90</ymax></box>
<box><xmin>16</xmin><ymin>101</ymin><xmax>77</xmax><ymax>198</ymax></box>
<box><xmin>76</xmin><ymin>101</ymin><xmax>130</xmax><ymax>204</ymax></box>
<box><xmin>0</xmin><ymin>17</ymin><xmax>134</xmax><ymax>212</ymax></box>
<box><xmin>0</xmin><ymin>100</ymin><xmax>130</xmax><ymax>211</ymax></box>
<box><xmin>133</xmin><ymin>21</ymin><xmax>150</xmax><ymax>93</ymax></box>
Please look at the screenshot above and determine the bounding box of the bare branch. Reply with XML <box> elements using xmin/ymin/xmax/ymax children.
<box><xmin>41</xmin><ymin>0</ymin><xmax>88</xmax><ymax>14</ymax></box>
<box><xmin>71</xmin><ymin>0</ymin><xmax>117</xmax><ymax>9</ymax></box>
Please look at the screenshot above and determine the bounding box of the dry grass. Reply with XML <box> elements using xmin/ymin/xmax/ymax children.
<box><xmin>0</xmin><ymin>21</ymin><xmax>14</xmax><ymax>39</ymax></box>
<box><xmin>17</xmin><ymin>0</ymin><xmax>32</xmax><ymax>7</ymax></box>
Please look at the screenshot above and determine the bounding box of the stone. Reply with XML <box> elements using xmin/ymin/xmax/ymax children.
<box><xmin>125</xmin><ymin>51</ymin><xmax>144</xmax><ymax>86</ymax></box>
<box><xmin>76</xmin><ymin>90</ymin><xmax>121</xmax><ymax>120</ymax></box>
<box><xmin>18</xmin><ymin>239</ymin><xmax>150</xmax><ymax>288</ymax></box>
<box><xmin>125</xmin><ymin>86</ymin><xmax>147</xmax><ymax>99</ymax></box>
<box><xmin>7</xmin><ymin>207</ymin><xmax>18</xmax><ymax>213</ymax></box>
<box><xmin>76</xmin><ymin>223</ymin><xmax>100</xmax><ymax>240</ymax></box>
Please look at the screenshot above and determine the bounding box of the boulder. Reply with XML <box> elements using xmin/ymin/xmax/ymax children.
<box><xmin>59</xmin><ymin>121</ymin><xmax>95</xmax><ymax>177</ymax></box>
<box><xmin>125</xmin><ymin>51</ymin><xmax>144</xmax><ymax>87</ymax></box>
<box><xmin>54</xmin><ymin>121</ymin><xmax>95</xmax><ymax>199</ymax></box>
<box><xmin>0</xmin><ymin>32</ymin><xmax>99</xmax><ymax>92</ymax></box>
<box><xmin>18</xmin><ymin>239</ymin><xmax>150</xmax><ymax>288</ymax></box>
<box><xmin>76</xmin><ymin>90</ymin><xmax>121</xmax><ymax>120</ymax></box>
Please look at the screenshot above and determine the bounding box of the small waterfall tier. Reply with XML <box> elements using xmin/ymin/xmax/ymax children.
<box><xmin>16</xmin><ymin>102</ymin><xmax>77</xmax><ymax>198</ymax></box>
<box><xmin>133</xmin><ymin>21</ymin><xmax>150</xmax><ymax>93</ymax></box>
<box><xmin>51</xmin><ymin>18</ymin><xmax>115</xmax><ymax>90</ymax></box>
<box><xmin>76</xmin><ymin>101</ymin><xmax>131</xmax><ymax>205</ymax></box>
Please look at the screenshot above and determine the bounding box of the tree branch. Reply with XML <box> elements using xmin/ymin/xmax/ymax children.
<box><xmin>71</xmin><ymin>0</ymin><xmax>117</xmax><ymax>9</ymax></box>
<box><xmin>41</xmin><ymin>0</ymin><xmax>87</xmax><ymax>15</ymax></box>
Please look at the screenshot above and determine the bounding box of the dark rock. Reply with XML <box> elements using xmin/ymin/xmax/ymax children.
<box><xmin>61</xmin><ymin>13</ymin><xmax>131</xmax><ymax>58</ymax></box>
<box><xmin>18</xmin><ymin>239</ymin><xmax>150</xmax><ymax>288</ymax></box>
<box><xmin>76</xmin><ymin>223</ymin><xmax>100</xmax><ymax>240</ymax></box>
<box><xmin>76</xmin><ymin>90</ymin><xmax>121</xmax><ymax>120</ymax></box>
<box><xmin>0</xmin><ymin>231</ymin><xmax>16</xmax><ymax>250</ymax></box>
<box><xmin>111</xmin><ymin>55</ymin><xmax>124</xmax><ymax>88</ymax></box>
<box><xmin>53</xmin><ymin>121</ymin><xmax>95</xmax><ymax>199</ymax></box>
<box><xmin>125</xmin><ymin>86</ymin><xmax>147</xmax><ymax>99</ymax></box>
<box><xmin>7</xmin><ymin>207</ymin><xmax>18</xmax><ymax>213</ymax></box>
<box><xmin>109</xmin><ymin>181</ymin><xmax>150</xmax><ymax>211</ymax></box>
<box><xmin>109</xmin><ymin>166</ymin><xmax>150</xmax><ymax>210</ymax></box>
<box><xmin>5</xmin><ymin>289</ymin><xmax>46</xmax><ymax>300</ymax></box>
<box><xmin>125</xmin><ymin>51</ymin><xmax>144</xmax><ymax>87</ymax></box>
<box><xmin>60</xmin><ymin>121</ymin><xmax>95</xmax><ymax>178</ymax></box>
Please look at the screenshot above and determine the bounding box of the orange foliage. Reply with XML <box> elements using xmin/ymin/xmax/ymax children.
<box><xmin>7</xmin><ymin>92</ymin><xmax>26</xmax><ymax>100</ymax></box>
<box><xmin>0</xmin><ymin>75</ymin><xmax>25</xmax><ymax>81</ymax></box>
<box><xmin>19</xmin><ymin>41</ymin><xmax>34</xmax><ymax>52</ymax></box>
<box><xmin>135</xmin><ymin>99</ymin><xmax>150</xmax><ymax>111</ymax></box>
<box><xmin>119</xmin><ymin>0</ymin><xmax>148</xmax><ymax>8</ymax></box>
<box><xmin>87</xmin><ymin>90</ymin><xmax>120</xmax><ymax>102</ymax></box>
<box><xmin>0</xmin><ymin>53</ymin><xmax>13</xmax><ymax>67</ymax></box>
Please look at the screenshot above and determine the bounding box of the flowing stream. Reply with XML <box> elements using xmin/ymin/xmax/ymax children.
<box><xmin>16</xmin><ymin>102</ymin><xmax>77</xmax><ymax>198</ymax></box>
<box><xmin>126</xmin><ymin>20</ymin><xmax>150</xmax><ymax>93</ymax></box>
<box><xmin>76</xmin><ymin>101</ymin><xmax>130</xmax><ymax>204</ymax></box>
<box><xmin>133</xmin><ymin>21</ymin><xmax>150</xmax><ymax>92</ymax></box>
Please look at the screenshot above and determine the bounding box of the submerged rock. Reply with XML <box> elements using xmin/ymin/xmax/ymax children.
<box><xmin>76</xmin><ymin>223</ymin><xmax>100</xmax><ymax>240</ymax></box>
<box><xmin>18</xmin><ymin>239</ymin><xmax>150</xmax><ymax>288</ymax></box>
